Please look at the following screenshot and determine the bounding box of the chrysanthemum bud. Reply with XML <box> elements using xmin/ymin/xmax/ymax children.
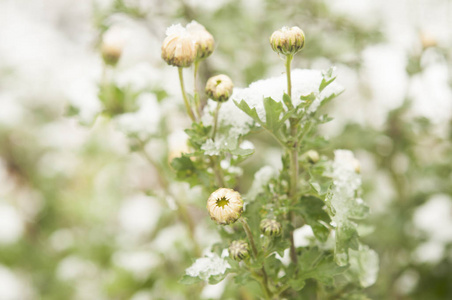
<box><xmin>270</xmin><ymin>26</ymin><xmax>305</xmax><ymax>56</ymax></box>
<box><xmin>187</xmin><ymin>21</ymin><xmax>215</xmax><ymax>61</ymax></box>
<box><xmin>260</xmin><ymin>219</ymin><xmax>282</xmax><ymax>237</ymax></box>
<box><xmin>305</xmin><ymin>150</ymin><xmax>319</xmax><ymax>164</ymax></box>
<box><xmin>229</xmin><ymin>240</ymin><xmax>250</xmax><ymax>261</ymax></box>
<box><xmin>161</xmin><ymin>24</ymin><xmax>196</xmax><ymax>68</ymax></box>
<box><xmin>353</xmin><ymin>158</ymin><xmax>361</xmax><ymax>174</ymax></box>
<box><xmin>207</xmin><ymin>188</ymin><xmax>243</xmax><ymax>225</ymax></box>
<box><xmin>101</xmin><ymin>27</ymin><xmax>126</xmax><ymax>66</ymax></box>
<box><xmin>205</xmin><ymin>75</ymin><xmax>234</xmax><ymax>102</ymax></box>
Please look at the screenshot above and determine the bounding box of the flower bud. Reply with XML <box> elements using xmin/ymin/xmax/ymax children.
<box><xmin>229</xmin><ymin>240</ymin><xmax>250</xmax><ymax>261</ymax></box>
<box><xmin>207</xmin><ymin>188</ymin><xmax>243</xmax><ymax>225</ymax></box>
<box><xmin>187</xmin><ymin>21</ymin><xmax>215</xmax><ymax>61</ymax></box>
<box><xmin>305</xmin><ymin>150</ymin><xmax>319</xmax><ymax>164</ymax></box>
<box><xmin>205</xmin><ymin>75</ymin><xmax>234</xmax><ymax>102</ymax></box>
<box><xmin>260</xmin><ymin>219</ymin><xmax>282</xmax><ymax>237</ymax></box>
<box><xmin>161</xmin><ymin>24</ymin><xmax>196</xmax><ymax>68</ymax></box>
<box><xmin>353</xmin><ymin>158</ymin><xmax>361</xmax><ymax>174</ymax></box>
<box><xmin>270</xmin><ymin>26</ymin><xmax>305</xmax><ymax>56</ymax></box>
<box><xmin>101</xmin><ymin>27</ymin><xmax>126</xmax><ymax>66</ymax></box>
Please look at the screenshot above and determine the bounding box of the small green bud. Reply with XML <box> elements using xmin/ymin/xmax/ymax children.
<box><xmin>207</xmin><ymin>188</ymin><xmax>243</xmax><ymax>225</ymax></box>
<box><xmin>229</xmin><ymin>240</ymin><xmax>250</xmax><ymax>261</ymax></box>
<box><xmin>260</xmin><ymin>219</ymin><xmax>282</xmax><ymax>237</ymax></box>
<box><xmin>205</xmin><ymin>75</ymin><xmax>234</xmax><ymax>102</ymax></box>
<box><xmin>270</xmin><ymin>26</ymin><xmax>305</xmax><ymax>56</ymax></box>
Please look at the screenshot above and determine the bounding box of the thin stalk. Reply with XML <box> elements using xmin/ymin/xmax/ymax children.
<box><xmin>285</xmin><ymin>54</ymin><xmax>293</xmax><ymax>98</ymax></box>
<box><xmin>193</xmin><ymin>60</ymin><xmax>202</xmax><ymax>119</ymax></box>
<box><xmin>212</xmin><ymin>102</ymin><xmax>222</xmax><ymax>140</ymax></box>
<box><xmin>240</xmin><ymin>218</ymin><xmax>273</xmax><ymax>299</ymax></box>
<box><xmin>285</xmin><ymin>54</ymin><xmax>300</xmax><ymax>266</ymax></box>
<box><xmin>210</xmin><ymin>156</ymin><xmax>226</xmax><ymax>187</ymax></box>
<box><xmin>178</xmin><ymin>67</ymin><xmax>196</xmax><ymax>122</ymax></box>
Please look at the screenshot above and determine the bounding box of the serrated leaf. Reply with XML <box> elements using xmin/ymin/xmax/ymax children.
<box><xmin>319</xmin><ymin>67</ymin><xmax>337</xmax><ymax>92</ymax></box>
<box><xmin>282</xmin><ymin>93</ymin><xmax>294</xmax><ymax>109</ymax></box>
<box><xmin>263</xmin><ymin>97</ymin><xmax>284</xmax><ymax>132</ymax></box>
<box><xmin>234</xmin><ymin>100</ymin><xmax>263</xmax><ymax>125</ymax></box>
<box><xmin>208</xmin><ymin>272</ymin><xmax>229</xmax><ymax>284</ymax></box>
<box><xmin>299</xmin><ymin>92</ymin><xmax>316</xmax><ymax>102</ymax></box>
<box><xmin>294</xmin><ymin>196</ymin><xmax>331</xmax><ymax>242</ymax></box>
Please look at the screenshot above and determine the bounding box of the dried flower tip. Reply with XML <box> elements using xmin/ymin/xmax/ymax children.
<box><xmin>260</xmin><ymin>219</ymin><xmax>282</xmax><ymax>236</ymax></box>
<box><xmin>270</xmin><ymin>26</ymin><xmax>305</xmax><ymax>56</ymax></box>
<box><xmin>101</xmin><ymin>27</ymin><xmax>126</xmax><ymax>66</ymax></box>
<box><xmin>353</xmin><ymin>158</ymin><xmax>361</xmax><ymax>174</ymax></box>
<box><xmin>161</xmin><ymin>24</ymin><xmax>196</xmax><ymax>68</ymax></box>
<box><xmin>187</xmin><ymin>21</ymin><xmax>215</xmax><ymax>61</ymax></box>
<box><xmin>229</xmin><ymin>240</ymin><xmax>250</xmax><ymax>261</ymax></box>
<box><xmin>205</xmin><ymin>75</ymin><xmax>234</xmax><ymax>102</ymax></box>
<box><xmin>304</xmin><ymin>150</ymin><xmax>319</xmax><ymax>164</ymax></box>
<box><xmin>207</xmin><ymin>188</ymin><xmax>243</xmax><ymax>225</ymax></box>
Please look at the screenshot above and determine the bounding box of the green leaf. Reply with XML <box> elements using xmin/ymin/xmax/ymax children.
<box><xmin>294</xmin><ymin>196</ymin><xmax>331</xmax><ymax>242</ymax></box>
<box><xmin>234</xmin><ymin>100</ymin><xmax>263</xmax><ymax>125</ymax></box>
<box><xmin>263</xmin><ymin>97</ymin><xmax>285</xmax><ymax>132</ymax></box>
<box><xmin>282</xmin><ymin>93</ymin><xmax>294</xmax><ymax>109</ymax></box>
<box><xmin>299</xmin><ymin>92</ymin><xmax>316</xmax><ymax>102</ymax></box>
<box><xmin>179</xmin><ymin>274</ymin><xmax>203</xmax><ymax>285</ymax></box>
<box><xmin>319</xmin><ymin>67</ymin><xmax>337</xmax><ymax>92</ymax></box>
<box><xmin>208</xmin><ymin>272</ymin><xmax>229</xmax><ymax>284</ymax></box>
<box><xmin>335</xmin><ymin>221</ymin><xmax>360</xmax><ymax>266</ymax></box>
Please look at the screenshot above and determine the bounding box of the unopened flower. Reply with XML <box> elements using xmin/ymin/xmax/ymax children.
<box><xmin>270</xmin><ymin>26</ymin><xmax>305</xmax><ymax>56</ymax></box>
<box><xmin>101</xmin><ymin>27</ymin><xmax>127</xmax><ymax>66</ymax></box>
<box><xmin>260</xmin><ymin>219</ymin><xmax>282</xmax><ymax>237</ymax></box>
<box><xmin>187</xmin><ymin>21</ymin><xmax>215</xmax><ymax>61</ymax></box>
<box><xmin>207</xmin><ymin>188</ymin><xmax>243</xmax><ymax>225</ymax></box>
<box><xmin>205</xmin><ymin>75</ymin><xmax>234</xmax><ymax>102</ymax></box>
<box><xmin>229</xmin><ymin>240</ymin><xmax>250</xmax><ymax>261</ymax></box>
<box><xmin>353</xmin><ymin>158</ymin><xmax>361</xmax><ymax>174</ymax></box>
<box><xmin>304</xmin><ymin>150</ymin><xmax>319</xmax><ymax>164</ymax></box>
<box><xmin>161</xmin><ymin>24</ymin><xmax>196</xmax><ymax>68</ymax></box>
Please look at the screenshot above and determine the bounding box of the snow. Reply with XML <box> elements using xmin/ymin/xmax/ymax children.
<box><xmin>247</xmin><ymin>166</ymin><xmax>277</xmax><ymax>199</ymax></box>
<box><xmin>185</xmin><ymin>252</ymin><xmax>230</xmax><ymax>280</ymax></box>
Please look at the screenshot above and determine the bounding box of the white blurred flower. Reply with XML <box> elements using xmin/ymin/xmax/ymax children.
<box><xmin>57</xmin><ymin>256</ymin><xmax>98</xmax><ymax>281</ymax></box>
<box><xmin>118</xmin><ymin>194</ymin><xmax>162</xmax><ymax>236</ymax></box>
<box><xmin>0</xmin><ymin>265</ymin><xmax>32</xmax><ymax>300</ymax></box>
<box><xmin>0</xmin><ymin>203</ymin><xmax>24</xmax><ymax>245</ymax></box>
<box><xmin>112</xmin><ymin>251</ymin><xmax>159</xmax><ymax>280</ymax></box>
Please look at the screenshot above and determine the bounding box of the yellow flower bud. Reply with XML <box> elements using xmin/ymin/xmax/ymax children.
<box><xmin>207</xmin><ymin>188</ymin><xmax>243</xmax><ymax>225</ymax></box>
<box><xmin>161</xmin><ymin>24</ymin><xmax>196</xmax><ymax>68</ymax></box>
<box><xmin>260</xmin><ymin>219</ymin><xmax>282</xmax><ymax>237</ymax></box>
<box><xmin>187</xmin><ymin>21</ymin><xmax>215</xmax><ymax>61</ymax></box>
<box><xmin>205</xmin><ymin>75</ymin><xmax>234</xmax><ymax>102</ymax></box>
<box><xmin>270</xmin><ymin>26</ymin><xmax>305</xmax><ymax>56</ymax></box>
<box><xmin>229</xmin><ymin>240</ymin><xmax>250</xmax><ymax>261</ymax></box>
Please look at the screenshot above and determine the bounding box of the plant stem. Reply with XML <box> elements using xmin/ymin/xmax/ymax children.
<box><xmin>285</xmin><ymin>54</ymin><xmax>299</xmax><ymax>266</ymax></box>
<box><xmin>212</xmin><ymin>102</ymin><xmax>222</xmax><ymax>140</ymax></box>
<box><xmin>240</xmin><ymin>218</ymin><xmax>273</xmax><ymax>299</ymax></box>
<box><xmin>193</xmin><ymin>61</ymin><xmax>202</xmax><ymax>119</ymax></box>
<box><xmin>178</xmin><ymin>67</ymin><xmax>196</xmax><ymax>122</ymax></box>
<box><xmin>285</xmin><ymin>54</ymin><xmax>293</xmax><ymax>98</ymax></box>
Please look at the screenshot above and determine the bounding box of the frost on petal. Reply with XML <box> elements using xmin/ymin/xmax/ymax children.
<box><xmin>185</xmin><ymin>253</ymin><xmax>230</xmax><ymax>280</ymax></box>
<box><xmin>165</xmin><ymin>24</ymin><xmax>186</xmax><ymax>36</ymax></box>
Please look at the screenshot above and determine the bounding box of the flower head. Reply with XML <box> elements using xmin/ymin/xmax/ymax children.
<box><xmin>207</xmin><ymin>188</ymin><xmax>243</xmax><ymax>225</ymax></box>
<box><xmin>187</xmin><ymin>21</ymin><xmax>215</xmax><ymax>61</ymax></box>
<box><xmin>270</xmin><ymin>26</ymin><xmax>305</xmax><ymax>56</ymax></box>
<box><xmin>161</xmin><ymin>24</ymin><xmax>196</xmax><ymax>68</ymax></box>
<box><xmin>205</xmin><ymin>74</ymin><xmax>234</xmax><ymax>102</ymax></box>
<box><xmin>260</xmin><ymin>219</ymin><xmax>282</xmax><ymax>236</ymax></box>
<box><xmin>229</xmin><ymin>240</ymin><xmax>250</xmax><ymax>261</ymax></box>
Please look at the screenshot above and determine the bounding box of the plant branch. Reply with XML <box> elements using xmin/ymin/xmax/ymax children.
<box><xmin>178</xmin><ymin>67</ymin><xmax>196</xmax><ymax>122</ymax></box>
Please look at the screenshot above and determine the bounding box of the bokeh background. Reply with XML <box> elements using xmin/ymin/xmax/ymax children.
<box><xmin>1</xmin><ymin>0</ymin><xmax>451</xmax><ymax>299</ymax></box>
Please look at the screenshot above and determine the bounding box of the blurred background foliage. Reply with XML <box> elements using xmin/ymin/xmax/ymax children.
<box><xmin>0</xmin><ymin>0</ymin><xmax>451</xmax><ymax>299</ymax></box>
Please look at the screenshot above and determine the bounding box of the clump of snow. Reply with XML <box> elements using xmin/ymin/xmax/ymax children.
<box><xmin>348</xmin><ymin>245</ymin><xmax>379</xmax><ymax>287</ymax></box>
<box><xmin>293</xmin><ymin>225</ymin><xmax>315</xmax><ymax>248</ymax></box>
<box><xmin>201</xmin><ymin>68</ymin><xmax>343</xmax><ymax>139</ymax></box>
<box><xmin>247</xmin><ymin>166</ymin><xmax>277</xmax><ymax>199</ymax></box>
<box><xmin>185</xmin><ymin>252</ymin><xmax>230</xmax><ymax>280</ymax></box>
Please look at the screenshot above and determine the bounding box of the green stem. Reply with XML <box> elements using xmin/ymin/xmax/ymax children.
<box><xmin>212</xmin><ymin>102</ymin><xmax>222</xmax><ymax>140</ymax></box>
<box><xmin>240</xmin><ymin>218</ymin><xmax>273</xmax><ymax>299</ymax></box>
<box><xmin>285</xmin><ymin>54</ymin><xmax>293</xmax><ymax>98</ymax></box>
<box><xmin>210</xmin><ymin>156</ymin><xmax>226</xmax><ymax>188</ymax></box>
<box><xmin>193</xmin><ymin>61</ymin><xmax>202</xmax><ymax>119</ymax></box>
<box><xmin>178</xmin><ymin>67</ymin><xmax>196</xmax><ymax>122</ymax></box>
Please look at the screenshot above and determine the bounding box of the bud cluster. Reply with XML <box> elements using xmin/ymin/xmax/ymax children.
<box><xmin>162</xmin><ymin>21</ymin><xmax>215</xmax><ymax>68</ymax></box>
